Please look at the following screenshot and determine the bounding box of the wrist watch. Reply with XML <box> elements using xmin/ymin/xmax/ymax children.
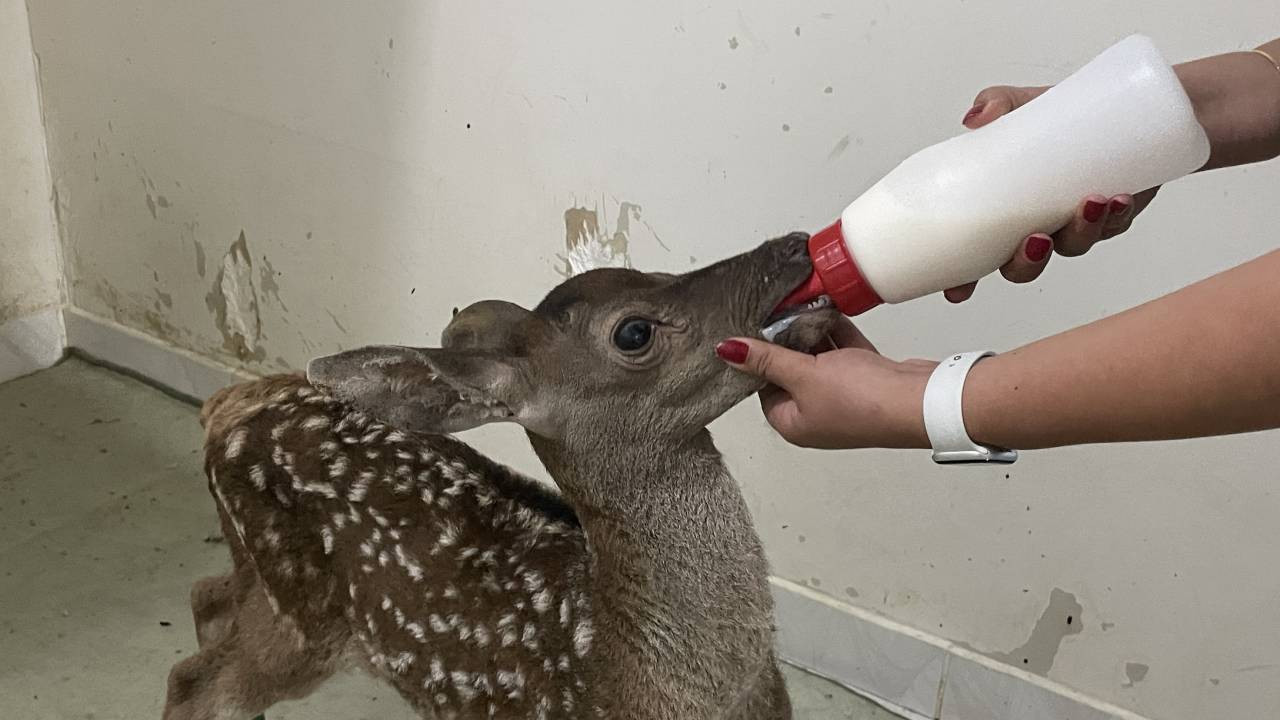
<box><xmin>923</xmin><ymin>351</ymin><xmax>1018</xmax><ymax>464</ymax></box>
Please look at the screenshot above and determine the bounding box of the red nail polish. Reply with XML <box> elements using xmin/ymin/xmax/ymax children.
<box><xmin>1108</xmin><ymin>198</ymin><xmax>1130</xmax><ymax>216</ymax></box>
<box><xmin>716</xmin><ymin>340</ymin><xmax>749</xmax><ymax>364</ymax></box>
<box><xmin>1024</xmin><ymin>235</ymin><xmax>1052</xmax><ymax>262</ymax></box>
<box><xmin>962</xmin><ymin>103</ymin><xmax>985</xmax><ymax>124</ymax></box>
<box><xmin>1082</xmin><ymin>200</ymin><xmax>1106</xmax><ymax>223</ymax></box>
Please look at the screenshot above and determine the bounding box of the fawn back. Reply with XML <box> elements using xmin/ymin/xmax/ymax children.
<box><xmin>164</xmin><ymin>232</ymin><xmax>839</xmax><ymax>720</ymax></box>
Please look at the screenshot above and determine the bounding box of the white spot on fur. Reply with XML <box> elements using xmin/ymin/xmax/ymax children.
<box><xmin>249</xmin><ymin>463</ymin><xmax>267</xmax><ymax>490</ymax></box>
<box><xmin>270</xmin><ymin>422</ymin><xmax>289</xmax><ymax>441</ymax></box>
<box><xmin>574</xmin><ymin>620</ymin><xmax>593</xmax><ymax>657</ymax></box>
<box><xmin>453</xmin><ymin>672</ymin><xmax>479</xmax><ymax>703</ymax></box>
<box><xmin>302</xmin><ymin>415</ymin><xmax>330</xmax><ymax>431</ymax></box>
<box><xmin>532</xmin><ymin>589</ymin><xmax>552</xmax><ymax>614</ymax></box>
<box><xmin>320</xmin><ymin>526</ymin><xmax>334</xmax><ymax>554</ymax></box>
<box><xmin>388</xmin><ymin>651</ymin><xmax>415</xmax><ymax>674</ymax></box>
<box><xmin>521</xmin><ymin>622</ymin><xmax>539</xmax><ymax>651</ymax></box>
<box><xmin>224</xmin><ymin>428</ymin><xmax>248</xmax><ymax>459</ymax></box>
<box><xmin>328</xmin><ymin>456</ymin><xmax>349</xmax><ymax>478</ymax></box>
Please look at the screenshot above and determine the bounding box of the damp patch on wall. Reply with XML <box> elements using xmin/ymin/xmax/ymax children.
<box><xmin>962</xmin><ymin>587</ymin><xmax>1084</xmax><ymax>676</ymax></box>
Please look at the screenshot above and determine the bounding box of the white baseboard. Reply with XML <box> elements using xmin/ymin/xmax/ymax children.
<box><xmin>62</xmin><ymin>307</ymin><xmax>256</xmax><ymax>401</ymax></box>
<box><xmin>771</xmin><ymin>578</ymin><xmax>1151</xmax><ymax>720</ymax></box>
<box><xmin>57</xmin><ymin>306</ymin><xmax>1151</xmax><ymax>720</ymax></box>
<box><xmin>0</xmin><ymin>306</ymin><xmax>65</xmax><ymax>384</ymax></box>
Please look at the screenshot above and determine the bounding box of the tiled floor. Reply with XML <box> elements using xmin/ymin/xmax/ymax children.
<box><xmin>0</xmin><ymin>358</ymin><xmax>901</xmax><ymax>719</ymax></box>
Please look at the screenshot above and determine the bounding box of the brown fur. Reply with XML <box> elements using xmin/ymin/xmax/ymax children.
<box><xmin>164</xmin><ymin>234</ymin><xmax>839</xmax><ymax>719</ymax></box>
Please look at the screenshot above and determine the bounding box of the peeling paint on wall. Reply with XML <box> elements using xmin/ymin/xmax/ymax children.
<box><xmin>556</xmin><ymin>199</ymin><xmax>666</xmax><ymax>277</ymax></box>
<box><xmin>204</xmin><ymin>230</ymin><xmax>266</xmax><ymax>362</ymax></box>
<box><xmin>972</xmin><ymin>588</ymin><xmax>1083</xmax><ymax>675</ymax></box>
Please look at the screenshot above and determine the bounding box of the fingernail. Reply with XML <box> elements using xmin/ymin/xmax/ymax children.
<box><xmin>1024</xmin><ymin>235</ymin><xmax>1052</xmax><ymax>262</ymax></box>
<box><xmin>962</xmin><ymin>103</ymin><xmax>985</xmax><ymax>125</ymax></box>
<box><xmin>1082</xmin><ymin>200</ymin><xmax>1106</xmax><ymax>223</ymax></box>
<box><xmin>716</xmin><ymin>339</ymin><xmax>749</xmax><ymax>364</ymax></box>
<box><xmin>1109</xmin><ymin>198</ymin><xmax>1130</xmax><ymax>216</ymax></box>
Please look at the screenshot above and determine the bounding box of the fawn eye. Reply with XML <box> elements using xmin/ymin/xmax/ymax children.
<box><xmin>612</xmin><ymin>317</ymin><xmax>654</xmax><ymax>353</ymax></box>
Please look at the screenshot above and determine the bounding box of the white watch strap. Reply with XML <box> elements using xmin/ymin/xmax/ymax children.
<box><xmin>923</xmin><ymin>352</ymin><xmax>1018</xmax><ymax>464</ymax></box>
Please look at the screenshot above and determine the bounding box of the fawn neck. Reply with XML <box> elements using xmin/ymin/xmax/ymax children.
<box><xmin>531</xmin><ymin>429</ymin><xmax>774</xmax><ymax>649</ymax></box>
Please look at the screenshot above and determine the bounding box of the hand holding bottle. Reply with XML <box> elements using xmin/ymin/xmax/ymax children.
<box><xmin>944</xmin><ymin>85</ymin><xmax>1160</xmax><ymax>303</ymax></box>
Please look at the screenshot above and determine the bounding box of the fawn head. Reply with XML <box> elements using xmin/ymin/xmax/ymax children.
<box><xmin>306</xmin><ymin>233</ymin><xmax>838</xmax><ymax>450</ymax></box>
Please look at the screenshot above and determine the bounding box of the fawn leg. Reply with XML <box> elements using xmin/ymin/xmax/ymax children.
<box><xmin>165</xmin><ymin>576</ymin><xmax>346</xmax><ymax>720</ymax></box>
<box><xmin>190</xmin><ymin>571</ymin><xmax>237</xmax><ymax>648</ymax></box>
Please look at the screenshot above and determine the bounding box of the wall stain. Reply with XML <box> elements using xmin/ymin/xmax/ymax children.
<box><xmin>205</xmin><ymin>230</ymin><xmax>266</xmax><ymax>363</ymax></box>
<box><xmin>145</xmin><ymin>193</ymin><xmax>157</xmax><ymax>219</ymax></box>
<box><xmin>844</xmin><ymin>586</ymin><xmax>860</xmax><ymax>599</ymax></box>
<box><xmin>193</xmin><ymin>238</ymin><xmax>207</xmax><ymax>279</ymax></box>
<box><xmin>828</xmin><ymin>134</ymin><xmax>851</xmax><ymax>160</ymax></box>
<box><xmin>90</xmin><ymin>280</ymin><xmax>188</xmax><ymax>347</ymax></box>
<box><xmin>1123</xmin><ymin>662</ymin><xmax>1149</xmax><ymax>687</ymax></box>
<box><xmin>259</xmin><ymin>257</ymin><xmax>288</xmax><ymax>312</ymax></box>
<box><xmin>156</xmin><ymin>195</ymin><xmax>170</xmax><ymax>208</ymax></box>
<box><xmin>154</xmin><ymin>289</ymin><xmax>173</xmax><ymax>309</ymax></box>
<box><xmin>325</xmin><ymin>310</ymin><xmax>348</xmax><ymax>334</ymax></box>
<box><xmin>963</xmin><ymin>588</ymin><xmax>1083</xmax><ymax>676</ymax></box>
<box><xmin>728</xmin><ymin>36</ymin><xmax>739</xmax><ymax>49</ymax></box>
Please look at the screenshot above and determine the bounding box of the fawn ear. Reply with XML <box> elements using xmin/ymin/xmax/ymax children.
<box><xmin>307</xmin><ymin>345</ymin><xmax>534</xmax><ymax>434</ymax></box>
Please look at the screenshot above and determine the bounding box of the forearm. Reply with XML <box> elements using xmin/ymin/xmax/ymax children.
<box><xmin>962</xmin><ymin>250</ymin><xmax>1280</xmax><ymax>449</ymax></box>
<box><xmin>1178</xmin><ymin>38</ymin><xmax>1280</xmax><ymax>170</ymax></box>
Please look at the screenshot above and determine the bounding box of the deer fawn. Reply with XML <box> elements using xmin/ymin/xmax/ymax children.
<box><xmin>163</xmin><ymin>233</ymin><xmax>840</xmax><ymax>719</ymax></box>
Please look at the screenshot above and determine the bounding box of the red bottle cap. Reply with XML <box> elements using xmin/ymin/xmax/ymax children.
<box><xmin>777</xmin><ymin>220</ymin><xmax>883</xmax><ymax>315</ymax></box>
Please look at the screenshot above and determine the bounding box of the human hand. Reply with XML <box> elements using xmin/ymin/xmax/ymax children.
<box><xmin>715</xmin><ymin>319</ymin><xmax>932</xmax><ymax>449</ymax></box>
<box><xmin>944</xmin><ymin>85</ymin><xmax>1160</xmax><ymax>303</ymax></box>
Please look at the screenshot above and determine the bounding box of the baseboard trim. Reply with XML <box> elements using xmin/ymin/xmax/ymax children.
<box><xmin>58</xmin><ymin>306</ymin><xmax>1151</xmax><ymax>720</ymax></box>
<box><xmin>62</xmin><ymin>307</ymin><xmax>256</xmax><ymax>403</ymax></box>
<box><xmin>771</xmin><ymin>578</ymin><xmax>1152</xmax><ymax>720</ymax></box>
<box><xmin>0</xmin><ymin>305</ymin><xmax>65</xmax><ymax>384</ymax></box>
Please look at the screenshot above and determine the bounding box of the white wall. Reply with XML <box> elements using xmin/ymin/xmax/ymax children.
<box><xmin>0</xmin><ymin>0</ymin><xmax>62</xmax><ymax>382</ymax></box>
<box><xmin>23</xmin><ymin>2</ymin><xmax>1280</xmax><ymax>717</ymax></box>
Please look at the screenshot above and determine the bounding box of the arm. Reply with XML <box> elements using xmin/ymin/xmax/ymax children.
<box><xmin>1178</xmin><ymin>38</ymin><xmax>1280</xmax><ymax>170</ymax></box>
<box><xmin>964</xmin><ymin>249</ymin><xmax>1280</xmax><ymax>449</ymax></box>
<box><xmin>716</xmin><ymin>250</ymin><xmax>1280</xmax><ymax>451</ymax></box>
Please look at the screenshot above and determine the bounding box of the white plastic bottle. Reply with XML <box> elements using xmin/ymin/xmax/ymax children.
<box><xmin>781</xmin><ymin>34</ymin><xmax>1211</xmax><ymax>315</ymax></box>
